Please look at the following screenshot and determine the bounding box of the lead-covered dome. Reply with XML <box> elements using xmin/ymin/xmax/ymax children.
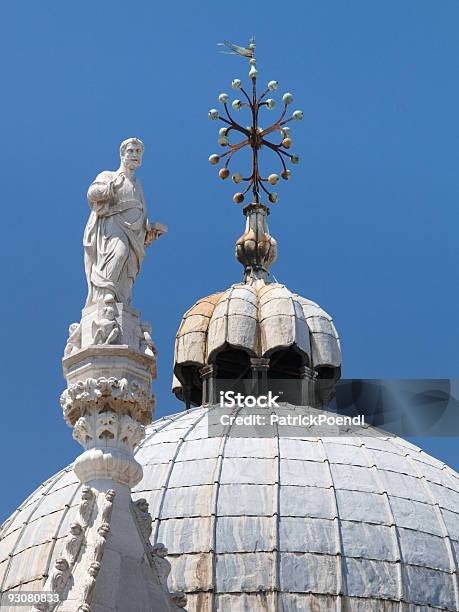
<box><xmin>2</xmin><ymin>407</ymin><xmax>459</xmax><ymax>611</ymax></box>
<box><xmin>173</xmin><ymin>281</ymin><xmax>341</xmax><ymax>406</ymax></box>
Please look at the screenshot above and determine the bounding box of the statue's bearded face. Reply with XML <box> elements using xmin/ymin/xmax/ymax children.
<box><xmin>122</xmin><ymin>142</ymin><xmax>143</xmax><ymax>170</ymax></box>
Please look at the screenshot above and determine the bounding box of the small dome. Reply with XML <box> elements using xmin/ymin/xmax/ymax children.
<box><xmin>173</xmin><ymin>281</ymin><xmax>341</xmax><ymax>405</ymax></box>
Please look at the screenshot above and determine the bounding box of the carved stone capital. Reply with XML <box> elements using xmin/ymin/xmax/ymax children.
<box><xmin>60</xmin><ymin>376</ymin><xmax>155</xmax><ymax>426</ymax></box>
<box><xmin>72</xmin><ymin>411</ymin><xmax>145</xmax><ymax>451</ymax></box>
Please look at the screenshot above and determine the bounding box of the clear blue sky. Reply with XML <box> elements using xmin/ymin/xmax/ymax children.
<box><xmin>0</xmin><ymin>1</ymin><xmax>458</xmax><ymax>523</ymax></box>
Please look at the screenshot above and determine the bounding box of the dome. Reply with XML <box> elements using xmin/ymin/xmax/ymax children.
<box><xmin>173</xmin><ymin>281</ymin><xmax>341</xmax><ymax>406</ymax></box>
<box><xmin>2</xmin><ymin>406</ymin><xmax>459</xmax><ymax>611</ymax></box>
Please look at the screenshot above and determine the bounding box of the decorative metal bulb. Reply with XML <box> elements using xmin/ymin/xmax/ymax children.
<box><xmin>232</xmin><ymin>100</ymin><xmax>243</xmax><ymax>111</ymax></box>
<box><xmin>266</xmin><ymin>98</ymin><xmax>275</xmax><ymax>110</ymax></box>
<box><xmin>291</xmin><ymin>154</ymin><xmax>300</xmax><ymax>164</ymax></box>
<box><xmin>219</xmin><ymin>93</ymin><xmax>229</xmax><ymax>104</ymax></box>
<box><xmin>209</xmin><ymin>154</ymin><xmax>220</xmax><ymax>165</ymax></box>
<box><xmin>218</xmin><ymin>137</ymin><xmax>229</xmax><ymax>147</ymax></box>
<box><xmin>281</xmin><ymin>169</ymin><xmax>291</xmax><ymax>180</ymax></box>
<box><xmin>281</xmin><ymin>126</ymin><xmax>291</xmax><ymax>137</ymax></box>
<box><xmin>219</xmin><ymin>127</ymin><xmax>229</xmax><ymax>137</ymax></box>
<box><xmin>282</xmin><ymin>93</ymin><xmax>294</xmax><ymax>105</ymax></box>
<box><xmin>282</xmin><ymin>138</ymin><xmax>292</xmax><ymax>149</ymax></box>
<box><xmin>268</xmin><ymin>80</ymin><xmax>278</xmax><ymax>91</ymax></box>
<box><xmin>232</xmin><ymin>172</ymin><xmax>243</xmax><ymax>184</ymax></box>
<box><xmin>231</xmin><ymin>79</ymin><xmax>242</xmax><ymax>89</ymax></box>
<box><xmin>268</xmin><ymin>173</ymin><xmax>280</xmax><ymax>185</ymax></box>
<box><xmin>208</xmin><ymin>109</ymin><xmax>219</xmax><ymax>120</ymax></box>
<box><xmin>219</xmin><ymin>168</ymin><xmax>230</xmax><ymax>180</ymax></box>
<box><xmin>249</xmin><ymin>65</ymin><xmax>258</xmax><ymax>79</ymax></box>
<box><xmin>233</xmin><ymin>192</ymin><xmax>244</xmax><ymax>204</ymax></box>
<box><xmin>292</xmin><ymin>110</ymin><xmax>304</xmax><ymax>121</ymax></box>
<box><xmin>269</xmin><ymin>192</ymin><xmax>278</xmax><ymax>203</ymax></box>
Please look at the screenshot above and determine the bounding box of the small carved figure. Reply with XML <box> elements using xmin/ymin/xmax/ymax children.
<box><xmin>64</xmin><ymin>322</ymin><xmax>81</xmax><ymax>357</ymax></box>
<box><xmin>150</xmin><ymin>543</ymin><xmax>171</xmax><ymax>590</ymax></box>
<box><xmin>93</xmin><ymin>305</ymin><xmax>120</xmax><ymax>345</ymax></box>
<box><xmin>49</xmin><ymin>557</ymin><xmax>70</xmax><ymax>593</ymax></box>
<box><xmin>79</xmin><ymin>486</ymin><xmax>95</xmax><ymax>527</ymax></box>
<box><xmin>120</xmin><ymin>414</ymin><xmax>145</xmax><ymax>448</ymax></box>
<box><xmin>101</xmin><ymin>489</ymin><xmax>116</xmax><ymax>524</ymax></box>
<box><xmin>80</xmin><ymin>561</ymin><xmax>101</xmax><ymax>605</ymax></box>
<box><xmin>93</xmin><ymin>522</ymin><xmax>111</xmax><ymax>562</ymax></box>
<box><xmin>170</xmin><ymin>591</ymin><xmax>187</xmax><ymax>609</ymax></box>
<box><xmin>133</xmin><ymin>498</ymin><xmax>153</xmax><ymax>541</ymax></box>
<box><xmin>139</xmin><ymin>322</ymin><xmax>157</xmax><ymax>357</ymax></box>
<box><xmin>96</xmin><ymin>410</ymin><xmax>118</xmax><ymax>439</ymax></box>
<box><xmin>65</xmin><ymin>522</ymin><xmax>84</xmax><ymax>562</ymax></box>
<box><xmin>73</xmin><ymin>417</ymin><xmax>93</xmax><ymax>446</ymax></box>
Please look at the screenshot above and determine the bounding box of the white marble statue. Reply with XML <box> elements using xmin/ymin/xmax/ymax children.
<box><xmin>83</xmin><ymin>138</ymin><xmax>165</xmax><ymax>306</ymax></box>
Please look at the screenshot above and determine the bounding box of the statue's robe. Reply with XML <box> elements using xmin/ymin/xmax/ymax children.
<box><xmin>84</xmin><ymin>170</ymin><xmax>148</xmax><ymax>305</ymax></box>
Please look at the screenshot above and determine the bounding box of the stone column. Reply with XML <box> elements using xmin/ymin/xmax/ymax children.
<box><xmin>250</xmin><ymin>357</ymin><xmax>270</xmax><ymax>397</ymax></box>
<box><xmin>57</xmin><ymin>302</ymin><xmax>185</xmax><ymax>611</ymax></box>
<box><xmin>61</xmin><ymin>302</ymin><xmax>156</xmax><ymax>488</ymax></box>
<box><xmin>300</xmin><ymin>365</ymin><xmax>316</xmax><ymax>407</ymax></box>
<box><xmin>200</xmin><ymin>364</ymin><xmax>218</xmax><ymax>406</ymax></box>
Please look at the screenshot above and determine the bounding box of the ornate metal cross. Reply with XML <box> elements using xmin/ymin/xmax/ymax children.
<box><xmin>209</xmin><ymin>38</ymin><xmax>303</xmax><ymax>205</ymax></box>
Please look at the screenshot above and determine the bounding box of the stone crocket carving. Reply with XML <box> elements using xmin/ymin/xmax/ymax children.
<box><xmin>83</xmin><ymin>137</ymin><xmax>166</xmax><ymax>306</ymax></box>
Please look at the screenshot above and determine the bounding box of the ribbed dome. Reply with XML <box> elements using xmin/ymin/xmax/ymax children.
<box><xmin>3</xmin><ymin>406</ymin><xmax>459</xmax><ymax>611</ymax></box>
<box><xmin>173</xmin><ymin>281</ymin><xmax>341</xmax><ymax>405</ymax></box>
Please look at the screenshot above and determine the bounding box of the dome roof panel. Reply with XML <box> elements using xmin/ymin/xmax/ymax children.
<box><xmin>179</xmin><ymin>314</ymin><xmax>213</xmax><ymax>335</ymax></box>
<box><xmin>175</xmin><ymin>332</ymin><xmax>207</xmax><ymax>366</ymax></box>
<box><xmin>310</xmin><ymin>332</ymin><xmax>342</xmax><ymax>369</ymax></box>
<box><xmin>226</xmin><ymin>314</ymin><xmax>259</xmax><ymax>355</ymax></box>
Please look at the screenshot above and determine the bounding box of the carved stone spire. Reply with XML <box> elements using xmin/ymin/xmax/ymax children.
<box><xmin>34</xmin><ymin>139</ymin><xmax>187</xmax><ymax>612</ymax></box>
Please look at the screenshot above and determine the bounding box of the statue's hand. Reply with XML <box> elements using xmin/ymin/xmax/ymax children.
<box><xmin>112</xmin><ymin>173</ymin><xmax>125</xmax><ymax>193</ymax></box>
<box><xmin>145</xmin><ymin>222</ymin><xmax>168</xmax><ymax>247</ymax></box>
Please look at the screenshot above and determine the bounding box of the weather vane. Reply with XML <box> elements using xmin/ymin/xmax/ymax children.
<box><xmin>208</xmin><ymin>37</ymin><xmax>303</xmax><ymax>205</ymax></box>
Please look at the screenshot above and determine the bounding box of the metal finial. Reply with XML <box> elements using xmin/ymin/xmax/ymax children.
<box><xmin>209</xmin><ymin>38</ymin><xmax>303</xmax><ymax>206</ymax></box>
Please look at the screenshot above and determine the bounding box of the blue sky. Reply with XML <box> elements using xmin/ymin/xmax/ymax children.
<box><xmin>0</xmin><ymin>0</ymin><xmax>458</xmax><ymax>522</ymax></box>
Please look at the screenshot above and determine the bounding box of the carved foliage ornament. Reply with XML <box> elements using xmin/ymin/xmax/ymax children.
<box><xmin>60</xmin><ymin>376</ymin><xmax>154</xmax><ymax>426</ymax></box>
<box><xmin>72</xmin><ymin>411</ymin><xmax>145</xmax><ymax>450</ymax></box>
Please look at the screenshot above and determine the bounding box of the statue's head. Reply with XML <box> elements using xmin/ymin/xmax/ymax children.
<box><xmin>55</xmin><ymin>557</ymin><xmax>69</xmax><ymax>571</ymax></box>
<box><xmin>120</xmin><ymin>137</ymin><xmax>144</xmax><ymax>170</ymax></box>
<box><xmin>70</xmin><ymin>522</ymin><xmax>83</xmax><ymax>536</ymax></box>
<box><xmin>103</xmin><ymin>306</ymin><xmax>116</xmax><ymax>319</ymax></box>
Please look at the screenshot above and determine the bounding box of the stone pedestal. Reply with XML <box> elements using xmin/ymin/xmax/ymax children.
<box><xmin>53</xmin><ymin>304</ymin><xmax>187</xmax><ymax>611</ymax></box>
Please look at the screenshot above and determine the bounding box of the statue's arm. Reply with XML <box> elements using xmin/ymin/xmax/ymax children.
<box><xmin>87</xmin><ymin>171</ymin><xmax>116</xmax><ymax>211</ymax></box>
